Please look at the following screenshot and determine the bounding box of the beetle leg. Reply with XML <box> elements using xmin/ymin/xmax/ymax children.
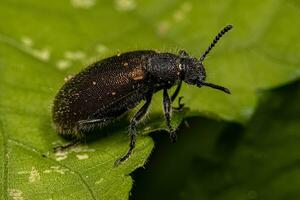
<box><xmin>115</xmin><ymin>94</ymin><xmax>153</xmax><ymax>166</ymax></box>
<box><xmin>171</xmin><ymin>81</ymin><xmax>182</xmax><ymax>101</ymax></box>
<box><xmin>53</xmin><ymin>139</ymin><xmax>82</xmax><ymax>152</ymax></box>
<box><xmin>53</xmin><ymin>130</ymin><xmax>87</xmax><ymax>152</ymax></box>
<box><xmin>77</xmin><ymin>117</ymin><xmax>115</xmax><ymax>135</ymax></box>
<box><xmin>175</xmin><ymin>96</ymin><xmax>185</xmax><ymax>110</ymax></box>
<box><xmin>171</xmin><ymin>81</ymin><xmax>184</xmax><ymax>111</ymax></box>
<box><xmin>163</xmin><ymin>89</ymin><xmax>177</xmax><ymax>143</ymax></box>
<box><xmin>53</xmin><ymin>118</ymin><xmax>113</xmax><ymax>153</ymax></box>
<box><xmin>78</xmin><ymin>118</ymin><xmax>113</xmax><ymax>128</ymax></box>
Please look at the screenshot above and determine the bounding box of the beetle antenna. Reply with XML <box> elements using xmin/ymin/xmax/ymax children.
<box><xmin>200</xmin><ymin>25</ymin><xmax>233</xmax><ymax>62</ymax></box>
<box><xmin>201</xmin><ymin>82</ymin><xmax>231</xmax><ymax>94</ymax></box>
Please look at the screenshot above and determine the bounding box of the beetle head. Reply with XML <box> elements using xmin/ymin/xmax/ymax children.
<box><xmin>180</xmin><ymin>25</ymin><xmax>233</xmax><ymax>94</ymax></box>
<box><xmin>179</xmin><ymin>53</ymin><xmax>206</xmax><ymax>84</ymax></box>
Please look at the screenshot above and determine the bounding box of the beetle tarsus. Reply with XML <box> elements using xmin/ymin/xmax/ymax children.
<box><xmin>114</xmin><ymin>143</ymin><xmax>134</xmax><ymax>166</ymax></box>
<box><xmin>173</xmin><ymin>96</ymin><xmax>185</xmax><ymax>111</ymax></box>
<box><xmin>170</xmin><ymin>131</ymin><xmax>178</xmax><ymax>143</ymax></box>
<box><xmin>53</xmin><ymin>139</ymin><xmax>82</xmax><ymax>152</ymax></box>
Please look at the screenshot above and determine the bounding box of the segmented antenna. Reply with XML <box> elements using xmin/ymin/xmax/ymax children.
<box><xmin>200</xmin><ymin>25</ymin><xmax>233</xmax><ymax>62</ymax></box>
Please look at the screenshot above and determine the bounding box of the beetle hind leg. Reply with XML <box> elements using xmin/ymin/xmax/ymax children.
<box><xmin>53</xmin><ymin>139</ymin><xmax>82</xmax><ymax>152</ymax></box>
<box><xmin>115</xmin><ymin>94</ymin><xmax>152</xmax><ymax>166</ymax></box>
<box><xmin>53</xmin><ymin>117</ymin><xmax>112</xmax><ymax>153</ymax></box>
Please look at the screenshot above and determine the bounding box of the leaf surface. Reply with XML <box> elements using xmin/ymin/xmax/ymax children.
<box><xmin>0</xmin><ymin>0</ymin><xmax>300</xmax><ymax>199</ymax></box>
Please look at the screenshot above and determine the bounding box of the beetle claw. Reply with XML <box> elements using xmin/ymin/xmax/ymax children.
<box><xmin>114</xmin><ymin>158</ymin><xmax>123</xmax><ymax>167</ymax></box>
<box><xmin>173</xmin><ymin>96</ymin><xmax>185</xmax><ymax>111</ymax></box>
<box><xmin>169</xmin><ymin>131</ymin><xmax>177</xmax><ymax>143</ymax></box>
<box><xmin>114</xmin><ymin>156</ymin><xmax>128</xmax><ymax>167</ymax></box>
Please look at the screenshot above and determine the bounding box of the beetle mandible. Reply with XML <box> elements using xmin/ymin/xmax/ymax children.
<box><xmin>52</xmin><ymin>25</ymin><xmax>233</xmax><ymax>165</ymax></box>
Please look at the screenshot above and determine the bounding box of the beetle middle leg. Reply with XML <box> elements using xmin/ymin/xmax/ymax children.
<box><xmin>115</xmin><ymin>94</ymin><xmax>153</xmax><ymax>166</ymax></box>
<box><xmin>171</xmin><ymin>81</ymin><xmax>184</xmax><ymax>110</ymax></box>
<box><xmin>163</xmin><ymin>88</ymin><xmax>177</xmax><ymax>143</ymax></box>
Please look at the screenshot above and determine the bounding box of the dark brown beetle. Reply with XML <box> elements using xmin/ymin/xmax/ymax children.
<box><xmin>52</xmin><ymin>25</ymin><xmax>233</xmax><ymax>165</ymax></box>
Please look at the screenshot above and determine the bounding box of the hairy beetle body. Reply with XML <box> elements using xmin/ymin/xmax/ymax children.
<box><xmin>52</xmin><ymin>25</ymin><xmax>233</xmax><ymax>165</ymax></box>
<box><xmin>52</xmin><ymin>51</ymin><xmax>182</xmax><ymax>136</ymax></box>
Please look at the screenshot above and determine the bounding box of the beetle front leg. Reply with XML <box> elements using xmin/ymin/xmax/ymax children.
<box><xmin>171</xmin><ymin>81</ymin><xmax>182</xmax><ymax>101</ymax></box>
<box><xmin>163</xmin><ymin>89</ymin><xmax>177</xmax><ymax>143</ymax></box>
<box><xmin>171</xmin><ymin>81</ymin><xmax>184</xmax><ymax>111</ymax></box>
<box><xmin>115</xmin><ymin>94</ymin><xmax>153</xmax><ymax>166</ymax></box>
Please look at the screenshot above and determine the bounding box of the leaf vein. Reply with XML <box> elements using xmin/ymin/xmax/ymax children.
<box><xmin>0</xmin><ymin>119</ymin><xmax>8</xmax><ymax>200</ymax></box>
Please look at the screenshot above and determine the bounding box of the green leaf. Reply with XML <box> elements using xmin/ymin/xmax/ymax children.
<box><xmin>0</xmin><ymin>0</ymin><xmax>300</xmax><ymax>199</ymax></box>
<box><xmin>132</xmin><ymin>80</ymin><xmax>300</xmax><ymax>200</ymax></box>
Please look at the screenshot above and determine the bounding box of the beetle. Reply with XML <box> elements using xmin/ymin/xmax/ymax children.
<box><xmin>52</xmin><ymin>25</ymin><xmax>233</xmax><ymax>165</ymax></box>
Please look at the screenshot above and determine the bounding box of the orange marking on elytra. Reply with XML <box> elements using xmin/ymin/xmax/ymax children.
<box><xmin>130</xmin><ymin>68</ymin><xmax>144</xmax><ymax>80</ymax></box>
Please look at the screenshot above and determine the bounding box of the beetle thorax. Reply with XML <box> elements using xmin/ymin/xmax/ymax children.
<box><xmin>147</xmin><ymin>53</ymin><xmax>182</xmax><ymax>86</ymax></box>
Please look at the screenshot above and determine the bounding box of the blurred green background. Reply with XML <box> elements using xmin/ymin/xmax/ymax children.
<box><xmin>0</xmin><ymin>0</ymin><xmax>299</xmax><ymax>199</ymax></box>
<box><xmin>132</xmin><ymin>80</ymin><xmax>300</xmax><ymax>200</ymax></box>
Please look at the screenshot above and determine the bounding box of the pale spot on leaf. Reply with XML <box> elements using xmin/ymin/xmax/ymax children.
<box><xmin>8</xmin><ymin>188</ymin><xmax>24</xmax><ymax>200</ymax></box>
<box><xmin>115</xmin><ymin>0</ymin><xmax>136</xmax><ymax>11</ymax></box>
<box><xmin>55</xmin><ymin>151</ymin><xmax>68</xmax><ymax>161</ymax></box>
<box><xmin>70</xmin><ymin>0</ymin><xmax>96</xmax><ymax>9</ymax></box>
<box><xmin>29</xmin><ymin>166</ymin><xmax>40</xmax><ymax>183</ymax></box>
<box><xmin>173</xmin><ymin>2</ymin><xmax>192</xmax><ymax>22</ymax></box>
<box><xmin>95</xmin><ymin>44</ymin><xmax>108</xmax><ymax>53</ymax></box>
<box><xmin>43</xmin><ymin>166</ymin><xmax>70</xmax><ymax>175</ymax></box>
<box><xmin>31</xmin><ymin>48</ymin><xmax>51</xmax><ymax>62</ymax></box>
<box><xmin>21</xmin><ymin>36</ymin><xmax>33</xmax><ymax>47</ymax></box>
<box><xmin>57</xmin><ymin>59</ymin><xmax>71</xmax><ymax>70</ymax></box>
<box><xmin>157</xmin><ymin>21</ymin><xmax>170</xmax><ymax>36</ymax></box>
<box><xmin>76</xmin><ymin>154</ymin><xmax>89</xmax><ymax>160</ymax></box>
<box><xmin>64</xmin><ymin>50</ymin><xmax>86</xmax><ymax>61</ymax></box>
<box><xmin>157</xmin><ymin>2</ymin><xmax>192</xmax><ymax>36</ymax></box>
<box><xmin>95</xmin><ymin>178</ymin><xmax>104</xmax><ymax>185</ymax></box>
<box><xmin>53</xmin><ymin>144</ymin><xmax>95</xmax><ymax>161</ymax></box>
<box><xmin>17</xmin><ymin>167</ymin><xmax>40</xmax><ymax>183</ymax></box>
